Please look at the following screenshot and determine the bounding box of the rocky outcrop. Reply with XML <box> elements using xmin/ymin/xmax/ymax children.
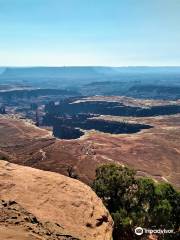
<box><xmin>0</xmin><ymin>200</ymin><xmax>79</xmax><ymax>240</ymax></box>
<box><xmin>0</xmin><ymin>160</ymin><xmax>113</xmax><ymax>240</ymax></box>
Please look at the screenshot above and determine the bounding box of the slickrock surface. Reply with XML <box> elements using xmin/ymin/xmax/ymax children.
<box><xmin>0</xmin><ymin>200</ymin><xmax>79</xmax><ymax>240</ymax></box>
<box><xmin>0</xmin><ymin>161</ymin><xmax>113</xmax><ymax>240</ymax></box>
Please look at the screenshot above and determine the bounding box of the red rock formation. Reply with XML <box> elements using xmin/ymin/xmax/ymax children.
<box><xmin>0</xmin><ymin>160</ymin><xmax>113</xmax><ymax>240</ymax></box>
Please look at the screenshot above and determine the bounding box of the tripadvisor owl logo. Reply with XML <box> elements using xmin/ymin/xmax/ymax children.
<box><xmin>135</xmin><ymin>227</ymin><xmax>144</xmax><ymax>235</ymax></box>
<box><xmin>135</xmin><ymin>227</ymin><xmax>174</xmax><ymax>235</ymax></box>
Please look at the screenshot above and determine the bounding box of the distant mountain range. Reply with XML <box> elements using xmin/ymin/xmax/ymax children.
<box><xmin>1</xmin><ymin>66</ymin><xmax>180</xmax><ymax>79</ymax></box>
<box><xmin>0</xmin><ymin>66</ymin><xmax>116</xmax><ymax>80</ymax></box>
<box><xmin>0</xmin><ymin>66</ymin><xmax>180</xmax><ymax>92</ymax></box>
<box><xmin>0</xmin><ymin>67</ymin><xmax>6</xmax><ymax>74</ymax></box>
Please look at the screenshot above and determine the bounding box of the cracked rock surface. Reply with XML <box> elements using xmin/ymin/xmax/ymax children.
<box><xmin>0</xmin><ymin>200</ymin><xmax>79</xmax><ymax>240</ymax></box>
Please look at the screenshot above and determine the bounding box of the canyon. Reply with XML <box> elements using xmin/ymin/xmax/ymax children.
<box><xmin>0</xmin><ymin>102</ymin><xmax>179</xmax><ymax>189</ymax></box>
<box><xmin>0</xmin><ymin>67</ymin><xmax>180</xmax><ymax>239</ymax></box>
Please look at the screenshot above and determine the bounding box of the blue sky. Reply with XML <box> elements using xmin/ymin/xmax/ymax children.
<box><xmin>0</xmin><ymin>0</ymin><xmax>180</xmax><ymax>66</ymax></box>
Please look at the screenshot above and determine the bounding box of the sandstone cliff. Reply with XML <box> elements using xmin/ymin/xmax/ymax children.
<box><xmin>0</xmin><ymin>161</ymin><xmax>113</xmax><ymax>240</ymax></box>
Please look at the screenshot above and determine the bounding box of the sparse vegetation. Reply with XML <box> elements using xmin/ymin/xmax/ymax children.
<box><xmin>93</xmin><ymin>164</ymin><xmax>180</xmax><ymax>240</ymax></box>
<box><xmin>0</xmin><ymin>155</ymin><xmax>8</xmax><ymax>160</ymax></box>
<box><xmin>67</xmin><ymin>165</ymin><xmax>79</xmax><ymax>179</ymax></box>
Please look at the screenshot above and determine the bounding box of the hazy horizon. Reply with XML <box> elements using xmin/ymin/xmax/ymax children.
<box><xmin>1</xmin><ymin>65</ymin><xmax>180</xmax><ymax>68</ymax></box>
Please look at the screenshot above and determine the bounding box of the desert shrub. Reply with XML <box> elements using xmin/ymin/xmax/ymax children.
<box><xmin>93</xmin><ymin>164</ymin><xmax>179</xmax><ymax>240</ymax></box>
<box><xmin>0</xmin><ymin>155</ymin><xmax>8</xmax><ymax>160</ymax></box>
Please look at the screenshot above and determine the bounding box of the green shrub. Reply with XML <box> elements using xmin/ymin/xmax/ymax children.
<box><xmin>93</xmin><ymin>164</ymin><xmax>179</xmax><ymax>240</ymax></box>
